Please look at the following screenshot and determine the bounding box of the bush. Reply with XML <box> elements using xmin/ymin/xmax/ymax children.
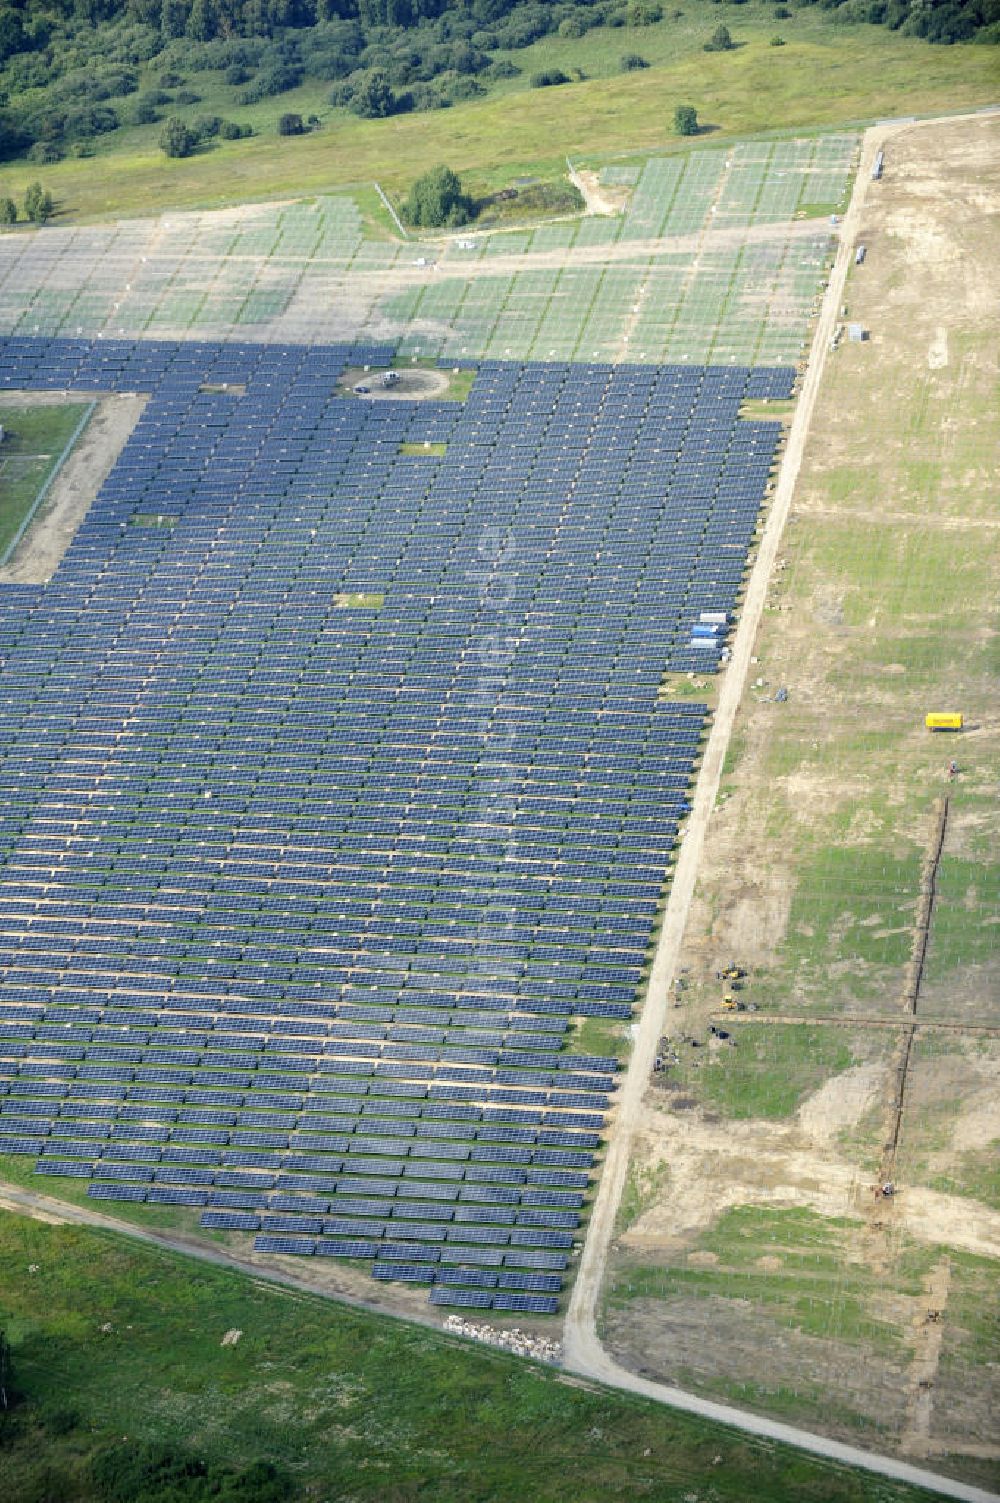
<box><xmin>64</xmin><ymin>104</ymin><xmax>119</xmax><ymax>138</ymax></box>
<box><xmin>770</xmin><ymin>33</ymin><xmax>786</xmax><ymax>43</ymax></box>
<box><xmin>529</xmin><ymin>68</ymin><xmax>571</xmax><ymax>87</ymax></box>
<box><xmin>23</xmin><ymin>181</ymin><xmax>54</xmax><ymax>223</ymax></box>
<box><xmin>402</xmin><ymin>164</ymin><xmax>474</xmax><ymax>228</ymax></box>
<box><xmin>558</xmin><ymin>16</ymin><xmax>587</xmax><ymax>37</ymax></box>
<box><xmin>237</xmin><ymin>62</ymin><xmax>303</xmax><ymax>105</ymax></box>
<box><xmin>673</xmin><ymin>103</ymin><xmax>698</xmax><ymax>134</ymax></box>
<box><xmin>218</xmin><ymin>119</ymin><xmax>251</xmax><ymax>139</ymax></box>
<box><xmin>174</xmin><ymin>88</ymin><xmax>201</xmax><ymax>105</ymax></box>
<box><xmin>348</xmin><ymin>70</ymin><xmax>397</xmax><ymax>118</ymax></box>
<box><xmin>159</xmin><ymin>116</ymin><xmax>194</xmax><ymax>157</ymax></box>
<box><xmin>225</xmin><ymin>63</ymin><xmax>252</xmax><ymax>85</ymax></box>
<box><xmin>484</xmin><ymin>58</ymin><xmax>519</xmax><ymax>81</ymax></box>
<box><xmin>88</xmin><ymin>1442</ymin><xmax>292</xmax><ymax>1503</ymax></box>
<box><xmin>27</xmin><ymin>141</ymin><xmax>63</xmax><ymax>163</ymax></box>
<box><xmin>128</xmin><ymin>96</ymin><xmax>161</xmax><ymax>125</ymax></box>
<box><xmin>0</xmin><ymin>196</ymin><xmax>16</xmax><ymax>225</ymax></box>
<box><xmin>277</xmin><ymin>112</ymin><xmax>305</xmax><ymax>135</ymax></box>
<box><xmin>774</xmin><ymin>4</ymin><xmax>791</xmax><ymax>14</ymax></box>
<box><xmin>619</xmin><ymin>52</ymin><xmax>649</xmax><ymax>69</ymax></box>
<box><xmin>191</xmin><ymin>114</ymin><xmax>222</xmax><ymax>140</ymax></box>
<box><xmin>627</xmin><ymin>1</ymin><xmax>663</xmax><ymax>21</ymax></box>
<box><xmin>704</xmin><ymin>23</ymin><xmax>733</xmax><ymax>48</ymax></box>
<box><xmin>159</xmin><ymin>71</ymin><xmax>185</xmax><ymax>87</ymax></box>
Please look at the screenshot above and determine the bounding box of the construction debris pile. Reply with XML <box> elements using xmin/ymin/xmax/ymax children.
<box><xmin>443</xmin><ymin>1315</ymin><xmax>562</xmax><ymax>1365</ymax></box>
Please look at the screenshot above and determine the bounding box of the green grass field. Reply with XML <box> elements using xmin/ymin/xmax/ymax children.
<box><xmin>0</xmin><ymin>1212</ymin><xmax>949</xmax><ymax>1503</ymax></box>
<box><xmin>0</xmin><ymin>3</ymin><xmax>995</xmax><ymax>224</ymax></box>
<box><xmin>0</xmin><ymin>402</ymin><xmax>92</xmax><ymax>558</ymax></box>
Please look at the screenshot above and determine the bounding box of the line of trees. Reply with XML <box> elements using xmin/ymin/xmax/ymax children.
<box><xmin>0</xmin><ymin>181</ymin><xmax>54</xmax><ymax>221</ymax></box>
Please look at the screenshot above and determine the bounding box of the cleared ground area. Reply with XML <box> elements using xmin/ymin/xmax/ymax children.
<box><xmin>603</xmin><ymin>115</ymin><xmax>999</xmax><ymax>1490</ymax></box>
<box><xmin>0</xmin><ymin>136</ymin><xmax>854</xmax><ymax>365</ymax></box>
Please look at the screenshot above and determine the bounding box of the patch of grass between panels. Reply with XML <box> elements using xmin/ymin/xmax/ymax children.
<box><xmin>0</xmin><ymin>1213</ymin><xmax>948</xmax><ymax>1503</ymax></box>
<box><xmin>0</xmin><ymin>402</ymin><xmax>93</xmax><ymax>558</ymax></box>
<box><xmin>399</xmin><ymin>441</ymin><xmax>448</xmax><ymax>457</ymax></box>
<box><xmin>334</xmin><ymin>591</ymin><xmax>385</xmax><ymax>610</ymax></box>
<box><xmin>129</xmin><ymin>512</ymin><xmax>178</xmax><ymax>528</ymax></box>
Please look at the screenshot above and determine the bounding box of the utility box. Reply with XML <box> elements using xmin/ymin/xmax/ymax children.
<box><xmin>925</xmin><ymin>713</ymin><xmax>963</xmax><ymax>732</ymax></box>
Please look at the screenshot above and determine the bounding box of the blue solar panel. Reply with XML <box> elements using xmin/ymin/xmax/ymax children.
<box><xmin>0</xmin><ymin>333</ymin><xmax>791</xmax><ymax>1306</ymax></box>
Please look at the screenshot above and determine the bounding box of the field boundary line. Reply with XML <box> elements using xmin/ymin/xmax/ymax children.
<box><xmin>563</xmin><ymin>109</ymin><xmax>1000</xmax><ymax>1503</ymax></box>
<box><xmin>373</xmin><ymin>180</ymin><xmax>409</xmax><ymax>240</ymax></box>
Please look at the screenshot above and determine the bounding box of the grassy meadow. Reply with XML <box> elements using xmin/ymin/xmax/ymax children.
<box><xmin>0</xmin><ymin>2</ymin><xmax>996</xmax><ymax>224</ymax></box>
<box><xmin>0</xmin><ymin>1211</ymin><xmax>952</xmax><ymax>1503</ymax></box>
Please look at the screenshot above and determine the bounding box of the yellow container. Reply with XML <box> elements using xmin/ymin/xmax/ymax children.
<box><xmin>925</xmin><ymin>713</ymin><xmax>963</xmax><ymax>731</ymax></box>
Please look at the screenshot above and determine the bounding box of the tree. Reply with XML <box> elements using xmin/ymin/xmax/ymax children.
<box><xmin>277</xmin><ymin>111</ymin><xmax>305</xmax><ymax>134</ymax></box>
<box><xmin>673</xmin><ymin>104</ymin><xmax>698</xmax><ymax>136</ymax></box>
<box><xmin>349</xmin><ymin>70</ymin><xmax>396</xmax><ymax>117</ymax></box>
<box><xmin>0</xmin><ymin>197</ymin><xmax>16</xmax><ymax>226</ymax></box>
<box><xmin>159</xmin><ymin>116</ymin><xmax>195</xmax><ymax>157</ymax></box>
<box><xmin>160</xmin><ymin>0</ymin><xmax>187</xmax><ymax>39</ymax></box>
<box><xmin>186</xmin><ymin>0</ymin><xmax>218</xmax><ymax>39</ymax></box>
<box><xmin>705</xmin><ymin>23</ymin><xmax>733</xmax><ymax>49</ymax></box>
<box><xmin>23</xmin><ymin>181</ymin><xmax>53</xmax><ymax>223</ymax></box>
<box><xmin>402</xmin><ymin>164</ymin><xmax>474</xmax><ymax>228</ymax></box>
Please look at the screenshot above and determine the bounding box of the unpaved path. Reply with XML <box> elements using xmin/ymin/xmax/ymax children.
<box><xmin>563</xmin><ymin>110</ymin><xmax>1000</xmax><ymax>1503</ymax></box>
<box><xmin>566</xmin><ymin>159</ymin><xmax>623</xmax><ymax>217</ymax></box>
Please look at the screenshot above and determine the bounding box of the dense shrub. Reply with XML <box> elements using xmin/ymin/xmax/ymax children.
<box><xmin>128</xmin><ymin>95</ymin><xmax>161</xmax><ymax>124</ymax></box>
<box><xmin>277</xmin><ymin>111</ymin><xmax>305</xmax><ymax>133</ymax></box>
<box><xmin>160</xmin><ymin>115</ymin><xmax>194</xmax><ymax>156</ymax></box>
<box><xmin>64</xmin><ymin>104</ymin><xmax>119</xmax><ymax>137</ymax></box>
<box><xmin>191</xmin><ymin>113</ymin><xmax>221</xmax><ymax>139</ymax></box>
<box><xmin>704</xmin><ymin>22</ymin><xmax>733</xmax><ymax>48</ymax></box>
<box><xmin>673</xmin><ymin>102</ymin><xmax>698</xmax><ymax>133</ymax></box>
<box><xmin>218</xmin><ymin>119</ymin><xmax>252</xmax><ymax>138</ymax></box>
<box><xmin>0</xmin><ymin>196</ymin><xmax>16</xmax><ymax>224</ymax></box>
<box><xmin>348</xmin><ymin>69</ymin><xmax>398</xmax><ymax>116</ymax></box>
<box><xmin>88</xmin><ymin>1442</ymin><xmax>292</xmax><ymax>1502</ymax></box>
<box><xmin>402</xmin><ymin>163</ymin><xmax>474</xmax><ymax>227</ymax></box>
<box><xmin>529</xmin><ymin>67</ymin><xmax>571</xmax><ymax>86</ymax></box>
<box><xmin>619</xmin><ymin>51</ymin><xmax>649</xmax><ymax>68</ymax></box>
<box><xmin>23</xmin><ymin>180</ymin><xmax>53</xmax><ymax>222</ymax></box>
<box><xmin>237</xmin><ymin>61</ymin><xmax>303</xmax><ymax>103</ymax></box>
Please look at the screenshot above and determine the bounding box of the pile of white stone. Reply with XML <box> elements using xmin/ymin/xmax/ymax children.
<box><xmin>443</xmin><ymin>1314</ymin><xmax>562</xmax><ymax>1365</ymax></box>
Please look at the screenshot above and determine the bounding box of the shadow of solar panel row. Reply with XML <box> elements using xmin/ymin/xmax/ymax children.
<box><xmin>0</xmin><ymin>336</ymin><xmax>793</xmax><ymax>1308</ymax></box>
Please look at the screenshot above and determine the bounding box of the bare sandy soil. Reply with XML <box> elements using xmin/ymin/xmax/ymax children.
<box><xmin>603</xmin><ymin>114</ymin><xmax>1000</xmax><ymax>1483</ymax></box>
<box><xmin>0</xmin><ymin>390</ymin><xmax>146</xmax><ymax>584</ymax></box>
<box><xmin>337</xmin><ymin>365</ymin><xmax>450</xmax><ymax>401</ymax></box>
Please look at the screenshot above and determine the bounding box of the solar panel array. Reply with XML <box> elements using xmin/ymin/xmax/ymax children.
<box><xmin>0</xmin><ymin>334</ymin><xmax>791</xmax><ymax>1309</ymax></box>
<box><xmin>0</xmin><ymin>136</ymin><xmax>855</xmax><ymax>367</ymax></box>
